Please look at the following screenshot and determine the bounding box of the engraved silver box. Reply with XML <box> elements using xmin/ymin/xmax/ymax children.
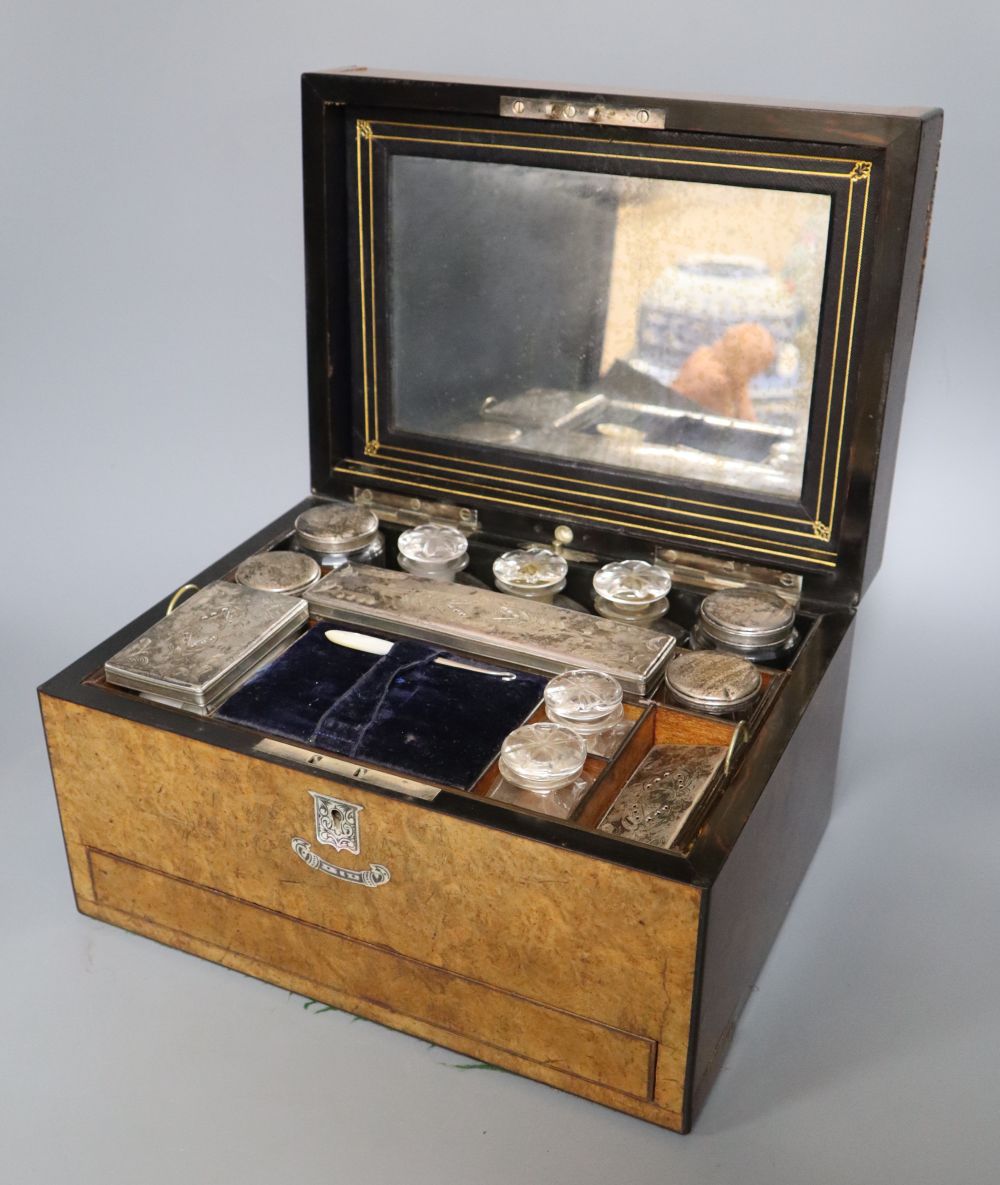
<box><xmin>306</xmin><ymin>565</ymin><xmax>675</xmax><ymax>695</ymax></box>
<box><xmin>104</xmin><ymin>581</ymin><xmax>308</xmax><ymax>713</ymax></box>
<box><xmin>599</xmin><ymin>744</ymin><xmax>727</xmax><ymax>851</ymax></box>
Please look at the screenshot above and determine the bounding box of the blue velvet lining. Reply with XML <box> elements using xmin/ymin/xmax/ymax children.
<box><xmin>217</xmin><ymin>624</ymin><xmax>545</xmax><ymax>790</ymax></box>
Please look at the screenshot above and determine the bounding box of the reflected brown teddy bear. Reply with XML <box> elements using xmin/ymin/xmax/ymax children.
<box><xmin>671</xmin><ymin>322</ymin><xmax>776</xmax><ymax>422</ymax></box>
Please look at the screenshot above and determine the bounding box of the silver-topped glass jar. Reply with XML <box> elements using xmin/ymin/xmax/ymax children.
<box><xmin>692</xmin><ymin>587</ymin><xmax>797</xmax><ymax>661</ymax></box>
<box><xmin>663</xmin><ymin>649</ymin><xmax>762</xmax><ymax>715</ymax></box>
<box><xmin>497</xmin><ymin>722</ymin><xmax>587</xmax><ymax>795</ymax></box>
<box><xmin>293</xmin><ymin>503</ymin><xmax>385</xmax><ymax>569</ymax></box>
<box><xmin>234</xmin><ymin>551</ymin><xmax>321</xmax><ymax>596</ymax></box>
<box><xmin>544</xmin><ymin>669</ymin><xmax>629</xmax><ymax>757</ymax></box>
<box><xmin>396</xmin><ymin>523</ymin><xmax>469</xmax><ymax>582</ymax></box>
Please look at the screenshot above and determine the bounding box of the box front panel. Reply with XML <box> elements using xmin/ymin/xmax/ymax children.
<box><xmin>41</xmin><ymin>694</ymin><xmax>701</xmax><ymax>1126</ymax></box>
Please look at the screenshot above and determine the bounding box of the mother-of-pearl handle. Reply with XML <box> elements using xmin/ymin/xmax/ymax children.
<box><xmin>324</xmin><ymin>629</ymin><xmax>517</xmax><ymax>679</ymax></box>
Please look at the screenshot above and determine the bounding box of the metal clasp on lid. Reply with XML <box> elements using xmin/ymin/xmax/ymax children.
<box><xmin>500</xmin><ymin>95</ymin><xmax>666</xmax><ymax>130</ymax></box>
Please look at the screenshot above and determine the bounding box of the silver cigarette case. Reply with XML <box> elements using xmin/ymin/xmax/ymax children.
<box><xmin>598</xmin><ymin>743</ymin><xmax>727</xmax><ymax>851</ymax></box>
<box><xmin>104</xmin><ymin>581</ymin><xmax>308</xmax><ymax>713</ymax></box>
<box><xmin>306</xmin><ymin>565</ymin><xmax>674</xmax><ymax>695</ymax></box>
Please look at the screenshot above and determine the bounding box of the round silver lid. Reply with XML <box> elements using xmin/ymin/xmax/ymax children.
<box><xmin>493</xmin><ymin>548</ymin><xmax>568</xmax><ymax>596</ymax></box>
<box><xmin>498</xmin><ymin>723</ymin><xmax>587</xmax><ymax>794</ymax></box>
<box><xmin>699</xmin><ymin>587</ymin><xmax>795</xmax><ymax>649</ymax></box>
<box><xmin>397</xmin><ymin>523</ymin><xmax>469</xmax><ymax>578</ymax></box>
<box><xmin>234</xmin><ymin>551</ymin><xmax>321</xmax><ymax>595</ymax></box>
<box><xmin>294</xmin><ymin>504</ymin><xmax>380</xmax><ymax>554</ymax></box>
<box><xmin>544</xmin><ymin>669</ymin><xmax>624</xmax><ymax>734</ymax></box>
<box><xmin>665</xmin><ymin>650</ymin><xmax>762</xmax><ymax>713</ymax></box>
<box><xmin>592</xmin><ymin>560</ymin><xmax>672</xmax><ymax>608</ymax></box>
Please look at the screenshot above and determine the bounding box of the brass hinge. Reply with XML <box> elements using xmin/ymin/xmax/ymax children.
<box><xmin>655</xmin><ymin>547</ymin><xmax>802</xmax><ymax>608</ymax></box>
<box><xmin>351</xmin><ymin>487</ymin><xmax>478</xmax><ymax>533</ymax></box>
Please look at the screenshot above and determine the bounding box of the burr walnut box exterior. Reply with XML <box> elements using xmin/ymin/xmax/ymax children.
<box><xmin>39</xmin><ymin>70</ymin><xmax>941</xmax><ymax>1132</ymax></box>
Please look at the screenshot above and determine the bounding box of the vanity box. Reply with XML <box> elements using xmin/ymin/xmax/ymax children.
<box><xmin>38</xmin><ymin>69</ymin><xmax>941</xmax><ymax>1132</ymax></box>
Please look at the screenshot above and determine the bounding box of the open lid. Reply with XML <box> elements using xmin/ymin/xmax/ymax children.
<box><xmin>302</xmin><ymin>69</ymin><xmax>941</xmax><ymax>600</ymax></box>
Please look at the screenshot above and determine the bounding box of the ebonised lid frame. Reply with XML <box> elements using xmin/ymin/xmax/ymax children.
<box><xmin>302</xmin><ymin>68</ymin><xmax>941</xmax><ymax>606</ymax></box>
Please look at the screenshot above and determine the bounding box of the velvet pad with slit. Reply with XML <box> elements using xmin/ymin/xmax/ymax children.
<box><xmin>216</xmin><ymin>623</ymin><xmax>545</xmax><ymax>790</ymax></box>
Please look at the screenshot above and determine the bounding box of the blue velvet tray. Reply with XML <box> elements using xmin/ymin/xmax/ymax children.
<box><xmin>216</xmin><ymin>623</ymin><xmax>545</xmax><ymax>790</ymax></box>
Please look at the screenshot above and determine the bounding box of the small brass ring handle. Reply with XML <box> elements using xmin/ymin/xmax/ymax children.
<box><xmin>165</xmin><ymin>583</ymin><xmax>199</xmax><ymax>615</ymax></box>
<box><xmin>724</xmin><ymin>722</ymin><xmax>747</xmax><ymax>777</ymax></box>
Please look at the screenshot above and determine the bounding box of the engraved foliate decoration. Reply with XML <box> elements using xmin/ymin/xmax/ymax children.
<box><xmin>294</xmin><ymin>503</ymin><xmax>380</xmax><ymax>554</ymax></box>
<box><xmin>599</xmin><ymin>744</ymin><xmax>727</xmax><ymax>851</ymax></box>
<box><xmin>312</xmin><ymin>792</ymin><xmax>361</xmax><ymax>853</ymax></box>
<box><xmin>698</xmin><ymin>587</ymin><xmax>795</xmax><ymax>648</ymax></box>
<box><xmin>291</xmin><ymin>791</ymin><xmax>390</xmax><ymax>887</ymax></box>
<box><xmin>664</xmin><ymin>649</ymin><xmax>761</xmax><ymax>713</ymax></box>
<box><xmin>306</xmin><ymin>565</ymin><xmax>674</xmax><ymax>695</ymax></box>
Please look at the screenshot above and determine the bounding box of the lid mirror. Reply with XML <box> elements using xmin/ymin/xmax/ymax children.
<box><xmin>386</xmin><ymin>156</ymin><xmax>830</xmax><ymax>501</ymax></box>
<box><xmin>340</xmin><ymin>110</ymin><xmax>877</xmax><ymax>572</ymax></box>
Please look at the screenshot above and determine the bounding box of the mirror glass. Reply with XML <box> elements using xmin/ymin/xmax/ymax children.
<box><xmin>387</xmin><ymin>155</ymin><xmax>831</xmax><ymax>499</ymax></box>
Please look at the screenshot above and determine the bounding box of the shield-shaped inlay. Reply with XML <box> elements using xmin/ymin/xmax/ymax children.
<box><xmin>310</xmin><ymin>791</ymin><xmax>362</xmax><ymax>855</ymax></box>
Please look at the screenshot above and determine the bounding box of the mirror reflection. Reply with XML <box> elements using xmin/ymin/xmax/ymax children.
<box><xmin>387</xmin><ymin>155</ymin><xmax>830</xmax><ymax>499</ymax></box>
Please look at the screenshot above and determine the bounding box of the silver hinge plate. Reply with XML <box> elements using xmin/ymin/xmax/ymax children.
<box><xmin>500</xmin><ymin>95</ymin><xmax>666</xmax><ymax>130</ymax></box>
<box><xmin>352</xmin><ymin>487</ymin><xmax>478</xmax><ymax>533</ymax></box>
<box><xmin>655</xmin><ymin>547</ymin><xmax>802</xmax><ymax>608</ymax></box>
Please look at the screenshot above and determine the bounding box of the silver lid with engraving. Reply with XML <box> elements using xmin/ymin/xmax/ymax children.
<box><xmin>397</xmin><ymin>523</ymin><xmax>469</xmax><ymax>580</ymax></box>
<box><xmin>306</xmin><ymin>565</ymin><xmax>674</xmax><ymax>695</ymax></box>
<box><xmin>234</xmin><ymin>551</ymin><xmax>321</xmax><ymax>595</ymax></box>
<box><xmin>105</xmin><ymin>581</ymin><xmax>307</xmax><ymax>710</ymax></box>
<box><xmin>294</xmin><ymin>503</ymin><xmax>380</xmax><ymax>555</ymax></box>
<box><xmin>493</xmin><ymin>547</ymin><xmax>568</xmax><ymax>599</ymax></box>
<box><xmin>599</xmin><ymin>744</ymin><xmax>727</xmax><ymax>851</ymax></box>
<box><xmin>698</xmin><ymin>587</ymin><xmax>796</xmax><ymax>649</ymax></box>
<box><xmin>664</xmin><ymin>649</ymin><xmax>761</xmax><ymax>713</ymax></box>
<box><xmin>499</xmin><ymin>723</ymin><xmax>587</xmax><ymax>794</ymax></box>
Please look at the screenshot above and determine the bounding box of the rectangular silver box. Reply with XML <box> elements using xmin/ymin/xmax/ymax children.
<box><xmin>599</xmin><ymin>744</ymin><xmax>727</xmax><ymax>851</ymax></box>
<box><xmin>306</xmin><ymin>565</ymin><xmax>674</xmax><ymax>695</ymax></box>
<box><xmin>105</xmin><ymin>581</ymin><xmax>308</xmax><ymax>712</ymax></box>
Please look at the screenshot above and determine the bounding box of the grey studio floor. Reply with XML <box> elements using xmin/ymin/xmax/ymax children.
<box><xmin>2</xmin><ymin>3</ymin><xmax>998</xmax><ymax>1183</ymax></box>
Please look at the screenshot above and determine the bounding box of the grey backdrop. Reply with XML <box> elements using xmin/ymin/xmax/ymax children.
<box><xmin>2</xmin><ymin>2</ymin><xmax>997</xmax><ymax>1182</ymax></box>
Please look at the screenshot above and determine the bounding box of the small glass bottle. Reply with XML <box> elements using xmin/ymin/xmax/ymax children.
<box><xmin>492</xmin><ymin>547</ymin><xmax>587</xmax><ymax>612</ymax></box>
<box><xmin>292</xmin><ymin>504</ymin><xmax>385</xmax><ymax>570</ymax></box>
<box><xmin>544</xmin><ymin>668</ymin><xmax>630</xmax><ymax>758</ymax></box>
<box><xmin>662</xmin><ymin>649</ymin><xmax>762</xmax><ymax>717</ymax></box>
<box><xmin>691</xmin><ymin>587</ymin><xmax>797</xmax><ymax>663</ymax></box>
<box><xmin>592</xmin><ymin>560</ymin><xmax>686</xmax><ymax>642</ymax></box>
<box><xmin>396</xmin><ymin>523</ymin><xmax>470</xmax><ymax>582</ymax></box>
<box><xmin>234</xmin><ymin>551</ymin><xmax>321</xmax><ymax>596</ymax></box>
<box><xmin>490</xmin><ymin>722</ymin><xmax>590</xmax><ymax>818</ymax></box>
